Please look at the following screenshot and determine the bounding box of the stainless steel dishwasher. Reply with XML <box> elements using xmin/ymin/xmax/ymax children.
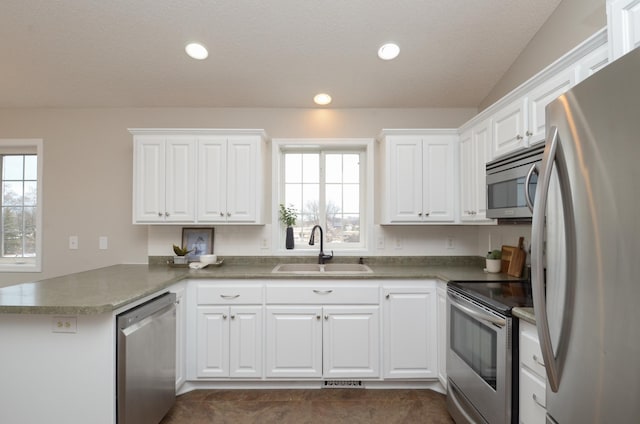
<box><xmin>117</xmin><ymin>292</ymin><xmax>176</xmax><ymax>424</ymax></box>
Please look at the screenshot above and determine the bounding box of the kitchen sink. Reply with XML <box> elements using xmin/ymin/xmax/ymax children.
<box><xmin>271</xmin><ymin>263</ymin><xmax>373</xmax><ymax>274</ymax></box>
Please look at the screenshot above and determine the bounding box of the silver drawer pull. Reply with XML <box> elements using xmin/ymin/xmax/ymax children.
<box><xmin>220</xmin><ymin>294</ymin><xmax>240</xmax><ymax>299</ymax></box>
<box><xmin>533</xmin><ymin>354</ymin><xmax>545</xmax><ymax>367</ymax></box>
<box><xmin>533</xmin><ymin>393</ymin><xmax>546</xmax><ymax>409</ymax></box>
<box><xmin>313</xmin><ymin>289</ymin><xmax>333</xmax><ymax>295</ymax></box>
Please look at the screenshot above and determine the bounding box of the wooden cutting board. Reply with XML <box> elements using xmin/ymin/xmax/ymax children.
<box><xmin>507</xmin><ymin>237</ymin><xmax>527</xmax><ymax>277</ymax></box>
<box><xmin>500</xmin><ymin>245</ymin><xmax>515</xmax><ymax>273</ymax></box>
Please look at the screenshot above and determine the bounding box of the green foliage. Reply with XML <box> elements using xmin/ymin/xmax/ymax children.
<box><xmin>279</xmin><ymin>204</ymin><xmax>297</xmax><ymax>227</ymax></box>
<box><xmin>486</xmin><ymin>249</ymin><xmax>502</xmax><ymax>260</ymax></box>
<box><xmin>173</xmin><ymin>244</ymin><xmax>192</xmax><ymax>256</ymax></box>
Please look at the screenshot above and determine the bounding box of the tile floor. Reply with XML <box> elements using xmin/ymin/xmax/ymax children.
<box><xmin>159</xmin><ymin>388</ymin><xmax>454</xmax><ymax>423</ymax></box>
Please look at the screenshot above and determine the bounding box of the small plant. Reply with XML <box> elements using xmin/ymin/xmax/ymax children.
<box><xmin>173</xmin><ymin>244</ymin><xmax>192</xmax><ymax>256</ymax></box>
<box><xmin>486</xmin><ymin>249</ymin><xmax>502</xmax><ymax>260</ymax></box>
<box><xmin>279</xmin><ymin>204</ymin><xmax>297</xmax><ymax>227</ymax></box>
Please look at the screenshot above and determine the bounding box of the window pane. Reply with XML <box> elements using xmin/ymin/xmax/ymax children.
<box><xmin>343</xmin><ymin>184</ymin><xmax>359</xmax><ymax>213</ymax></box>
<box><xmin>284</xmin><ymin>183</ymin><xmax>302</xmax><ymax>212</ymax></box>
<box><xmin>24</xmin><ymin>155</ymin><xmax>37</xmax><ymax>180</ymax></box>
<box><xmin>3</xmin><ymin>156</ymin><xmax>24</xmax><ymax>180</ymax></box>
<box><xmin>24</xmin><ymin>181</ymin><xmax>37</xmax><ymax>206</ymax></box>
<box><xmin>343</xmin><ymin>154</ymin><xmax>360</xmax><ymax>183</ymax></box>
<box><xmin>285</xmin><ymin>154</ymin><xmax>302</xmax><ymax>182</ymax></box>
<box><xmin>3</xmin><ymin>182</ymin><xmax>23</xmax><ymax>205</ymax></box>
<box><xmin>3</xmin><ymin>207</ymin><xmax>23</xmax><ymax>256</ymax></box>
<box><xmin>302</xmin><ymin>184</ymin><xmax>319</xmax><ymax>217</ymax></box>
<box><xmin>326</xmin><ymin>184</ymin><xmax>342</xmax><ymax>212</ymax></box>
<box><xmin>24</xmin><ymin>207</ymin><xmax>37</xmax><ymax>256</ymax></box>
<box><xmin>325</xmin><ymin>154</ymin><xmax>342</xmax><ymax>183</ymax></box>
<box><xmin>302</xmin><ymin>154</ymin><xmax>319</xmax><ymax>183</ymax></box>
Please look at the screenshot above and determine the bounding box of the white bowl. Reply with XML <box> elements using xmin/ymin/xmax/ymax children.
<box><xmin>199</xmin><ymin>254</ymin><xmax>217</xmax><ymax>265</ymax></box>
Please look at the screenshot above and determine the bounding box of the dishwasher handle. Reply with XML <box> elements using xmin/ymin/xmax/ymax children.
<box><xmin>118</xmin><ymin>292</ymin><xmax>177</xmax><ymax>329</ymax></box>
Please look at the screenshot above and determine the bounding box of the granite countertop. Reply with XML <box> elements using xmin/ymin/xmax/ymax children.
<box><xmin>0</xmin><ymin>257</ymin><xmax>525</xmax><ymax>315</ymax></box>
<box><xmin>513</xmin><ymin>306</ymin><xmax>536</xmax><ymax>324</ymax></box>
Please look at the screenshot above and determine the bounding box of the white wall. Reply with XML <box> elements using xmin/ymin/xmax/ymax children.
<box><xmin>0</xmin><ymin>107</ymin><xmax>477</xmax><ymax>287</ymax></box>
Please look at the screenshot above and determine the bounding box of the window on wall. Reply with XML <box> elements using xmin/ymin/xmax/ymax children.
<box><xmin>282</xmin><ymin>148</ymin><xmax>365</xmax><ymax>249</ymax></box>
<box><xmin>0</xmin><ymin>140</ymin><xmax>42</xmax><ymax>272</ymax></box>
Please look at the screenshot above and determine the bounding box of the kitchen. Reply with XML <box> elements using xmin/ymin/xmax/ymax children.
<box><xmin>1</xmin><ymin>0</ymin><xmax>637</xmax><ymax>423</ymax></box>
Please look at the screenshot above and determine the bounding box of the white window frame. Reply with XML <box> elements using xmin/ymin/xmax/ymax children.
<box><xmin>0</xmin><ymin>139</ymin><xmax>43</xmax><ymax>272</ymax></box>
<box><xmin>271</xmin><ymin>138</ymin><xmax>374</xmax><ymax>255</ymax></box>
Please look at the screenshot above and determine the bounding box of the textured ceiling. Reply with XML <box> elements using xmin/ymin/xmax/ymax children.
<box><xmin>0</xmin><ymin>0</ymin><xmax>562</xmax><ymax>108</ymax></box>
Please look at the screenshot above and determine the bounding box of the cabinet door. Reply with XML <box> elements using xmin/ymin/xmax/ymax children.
<box><xmin>472</xmin><ymin>120</ymin><xmax>492</xmax><ymax>220</ymax></box>
<box><xmin>229</xmin><ymin>306</ymin><xmax>263</xmax><ymax>378</ymax></box>
<box><xmin>436</xmin><ymin>284</ymin><xmax>447</xmax><ymax>388</ymax></box>
<box><xmin>164</xmin><ymin>137</ymin><xmax>196</xmax><ymax>222</ymax></box>
<box><xmin>197</xmin><ymin>136</ymin><xmax>227</xmax><ymax>222</ymax></box>
<box><xmin>386</xmin><ymin>136</ymin><xmax>423</xmax><ymax>222</ymax></box>
<box><xmin>196</xmin><ymin>306</ymin><xmax>230</xmax><ymax>378</ymax></box>
<box><xmin>608</xmin><ymin>0</ymin><xmax>640</xmax><ymax>60</ymax></box>
<box><xmin>459</xmin><ymin>129</ymin><xmax>474</xmax><ymax>220</ymax></box>
<box><xmin>493</xmin><ymin>97</ymin><xmax>527</xmax><ymax>158</ymax></box>
<box><xmin>422</xmin><ymin>137</ymin><xmax>455</xmax><ymax>222</ymax></box>
<box><xmin>527</xmin><ymin>68</ymin><xmax>575</xmax><ymax>145</ymax></box>
<box><xmin>383</xmin><ymin>287</ymin><xmax>437</xmax><ymax>379</ymax></box>
<box><xmin>172</xmin><ymin>284</ymin><xmax>187</xmax><ymax>389</ymax></box>
<box><xmin>322</xmin><ymin>306</ymin><xmax>380</xmax><ymax>378</ymax></box>
<box><xmin>576</xmin><ymin>43</ymin><xmax>610</xmax><ymax>82</ymax></box>
<box><xmin>226</xmin><ymin>136</ymin><xmax>259</xmax><ymax>222</ymax></box>
<box><xmin>265</xmin><ymin>306</ymin><xmax>322</xmax><ymax>378</ymax></box>
<box><xmin>133</xmin><ymin>136</ymin><xmax>165</xmax><ymax>222</ymax></box>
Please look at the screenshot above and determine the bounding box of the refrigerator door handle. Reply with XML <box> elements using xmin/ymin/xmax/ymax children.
<box><xmin>524</xmin><ymin>163</ymin><xmax>538</xmax><ymax>212</ymax></box>
<box><xmin>532</xmin><ymin>126</ymin><xmax>561</xmax><ymax>392</ymax></box>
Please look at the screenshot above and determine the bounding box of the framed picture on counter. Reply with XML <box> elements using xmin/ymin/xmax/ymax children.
<box><xmin>182</xmin><ymin>227</ymin><xmax>214</xmax><ymax>261</ymax></box>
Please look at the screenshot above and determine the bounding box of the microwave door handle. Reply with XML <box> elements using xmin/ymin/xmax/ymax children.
<box><xmin>524</xmin><ymin>163</ymin><xmax>539</xmax><ymax>212</ymax></box>
<box><xmin>447</xmin><ymin>292</ymin><xmax>506</xmax><ymax>328</ymax></box>
<box><xmin>532</xmin><ymin>126</ymin><xmax>561</xmax><ymax>392</ymax></box>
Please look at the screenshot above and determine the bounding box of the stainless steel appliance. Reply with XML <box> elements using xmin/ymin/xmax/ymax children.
<box><xmin>447</xmin><ymin>281</ymin><xmax>533</xmax><ymax>424</ymax></box>
<box><xmin>117</xmin><ymin>292</ymin><xmax>176</xmax><ymax>424</ymax></box>
<box><xmin>486</xmin><ymin>144</ymin><xmax>544</xmax><ymax>220</ymax></box>
<box><xmin>531</xmin><ymin>48</ymin><xmax>640</xmax><ymax>422</ymax></box>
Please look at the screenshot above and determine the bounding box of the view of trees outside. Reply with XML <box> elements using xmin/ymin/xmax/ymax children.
<box><xmin>284</xmin><ymin>152</ymin><xmax>360</xmax><ymax>247</ymax></box>
<box><xmin>2</xmin><ymin>155</ymin><xmax>37</xmax><ymax>258</ymax></box>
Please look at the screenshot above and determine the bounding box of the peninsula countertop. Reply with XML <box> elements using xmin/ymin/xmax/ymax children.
<box><xmin>0</xmin><ymin>260</ymin><xmax>525</xmax><ymax>315</ymax></box>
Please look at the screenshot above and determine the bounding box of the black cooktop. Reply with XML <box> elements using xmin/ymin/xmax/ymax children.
<box><xmin>448</xmin><ymin>281</ymin><xmax>533</xmax><ymax>316</ymax></box>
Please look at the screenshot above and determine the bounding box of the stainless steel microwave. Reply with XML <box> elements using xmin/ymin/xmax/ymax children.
<box><xmin>486</xmin><ymin>144</ymin><xmax>544</xmax><ymax>220</ymax></box>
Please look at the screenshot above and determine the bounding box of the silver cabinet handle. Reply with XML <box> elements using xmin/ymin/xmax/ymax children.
<box><xmin>526</xmin><ymin>130</ymin><xmax>533</xmax><ymax>137</ymax></box>
<box><xmin>316</xmin><ymin>314</ymin><xmax>321</xmax><ymax>320</ymax></box>
<box><xmin>385</xmin><ymin>294</ymin><xmax>390</xmax><ymax>299</ymax></box>
<box><xmin>324</xmin><ymin>315</ymin><xmax>329</xmax><ymax>320</ymax></box>
<box><xmin>313</xmin><ymin>289</ymin><xmax>333</xmax><ymax>295</ymax></box>
<box><xmin>533</xmin><ymin>393</ymin><xmax>546</xmax><ymax>409</ymax></box>
<box><xmin>533</xmin><ymin>354</ymin><xmax>545</xmax><ymax>367</ymax></box>
<box><xmin>226</xmin><ymin>212</ymin><xmax>231</xmax><ymax>217</ymax></box>
<box><xmin>425</xmin><ymin>212</ymin><xmax>430</xmax><ymax>217</ymax></box>
<box><xmin>516</xmin><ymin>134</ymin><xmax>524</xmax><ymax>140</ymax></box>
<box><xmin>220</xmin><ymin>294</ymin><xmax>240</xmax><ymax>300</ymax></box>
<box><xmin>222</xmin><ymin>314</ymin><xmax>227</xmax><ymax>319</ymax></box>
<box><xmin>165</xmin><ymin>212</ymin><xmax>170</xmax><ymax>217</ymax></box>
<box><xmin>157</xmin><ymin>212</ymin><xmax>163</xmax><ymax>217</ymax></box>
<box><xmin>418</xmin><ymin>212</ymin><xmax>422</xmax><ymax>217</ymax></box>
<box><xmin>231</xmin><ymin>315</ymin><xmax>235</xmax><ymax>320</ymax></box>
<box><xmin>219</xmin><ymin>212</ymin><xmax>224</xmax><ymax>217</ymax></box>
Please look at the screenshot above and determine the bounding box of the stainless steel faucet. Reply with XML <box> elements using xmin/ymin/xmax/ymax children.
<box><xmin>308</xmin><ymin>225</ymin><xmax>333</xmax><ymax>264</ymax></box>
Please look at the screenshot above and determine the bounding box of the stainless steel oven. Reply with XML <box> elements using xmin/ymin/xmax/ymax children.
<box><xmin>486</xmin><ymin>144</ymin><xmax>544</xmax><ymax>220</ymax></box>
<box><xmin>446</xmin><ymin>281</ymin><xmax>532</xmax><ymax>424</ymax></box>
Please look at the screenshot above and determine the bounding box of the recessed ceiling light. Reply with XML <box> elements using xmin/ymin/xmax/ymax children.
<box><xmin>185</xmin><ymin>43</ymin><xmax>208</xmax><ymax>60</ymax></box>
<box><xmin>314</xmin><ymin>93</ymin><xmax>332</xmax><ymax>105</ymax></box>
<box><xmin>378</xmin><ymin>43</ymin><xmax>400</xmax><ymax>60</ymax></box>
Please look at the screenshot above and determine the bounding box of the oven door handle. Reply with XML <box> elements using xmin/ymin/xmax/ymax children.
<box><xmin>448</xmin><ymin>292</ymin><xmax>506</xmax><ymax>328</ymax></box>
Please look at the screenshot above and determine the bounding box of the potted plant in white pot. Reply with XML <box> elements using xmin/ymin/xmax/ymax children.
<box><xmin>172</xmin><ymin>244</ymin><xmax>192</xmax><ymax>265</ymax></box>
<box><xmin>486</xmin><ymin>249</ymin><xmax>502</xmax><ymax>273</ymax></box>
<box><xmin>279</xmin><ymin>204</ymin><xmax>297</xmax><ymax>250</ymax></box>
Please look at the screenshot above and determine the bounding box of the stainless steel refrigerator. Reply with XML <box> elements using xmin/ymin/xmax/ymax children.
<box><xmin>531</xmin><ymin>47</ymin><xmax>640</xmax><ymax>422</ymax></box>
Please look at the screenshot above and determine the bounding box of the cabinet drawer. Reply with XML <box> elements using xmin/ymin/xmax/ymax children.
<box><xmin>197</xmin><ymin>284</ymin><xmax>263</xmax><ymax>305</ymax></box>
<box><xmin>520</xmin><ymin>321</ymin><xmax>546</xmax><ymax>377</ymax></box>
<box><xmin>519</xmin><ymin>367</ymin><xmax>547</xmax><ymax>424</ymax></box>
<box><xmin>266</xmin><ymin>284</ymin><xmax>379</xmax><ymax>304</ymax></box>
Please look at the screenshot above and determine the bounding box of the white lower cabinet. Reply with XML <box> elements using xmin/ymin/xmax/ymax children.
<box><xmin>193</xmin><ymin>282</ymin><xmax>263</xmax><ymax>379</ymax></box>
<box><xmin>436</xmin><ymin>281</ymin><xmax>448</xmax><ymax>387</ymax></box>
<box><xmin>519</xmin><ymin>320</ymin><xmax>547</xmax><ymax>423</ymax></box>
<box><xmin>265</xmin><ymin>283</ymin><xmax>380</xmax><ymax>379</ymax></box>
<box><xmin>382</xmin><ymin>282</ymin><xmax>437</xmax><ymax>379</ymax></box>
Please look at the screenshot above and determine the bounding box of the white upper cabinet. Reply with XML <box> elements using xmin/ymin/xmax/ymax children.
<box><xmin>131</xmin><ymin>129</ymin><xmax>266</xmax><ymax>225</ymax></box>
<box><xmin>492</xmin><ymin>97</ymin><xmax>527</xmax><ymax>158</ymax></box>
<box><xmin>380</xmin><ymin>131</ymin><xmax>458</xmax><ymax>224</ymax></box>
<box><xmin>526</xmin><ymin>67</ymin><xmax>576</xmax><ymax>146</ymax></box>
<box><xmin>576</xmin><ymin>42</ymin><xmax>610</xmax><ymax>82</ymax></box>
<box><xmin>460</xmin><ymin>119</ymin><xmax>493</xmax><ymax>222</ymax></box>
<box><xmin>133</xmin><ymin>134</ymin><xmax>196</xmax><ymax>223</ymax></box>
<box><xmin>197</xmin><ymin>135</ymin><xmax>262</xmax><ymax>223</ymax></box>
<box><xmin>608</xmin><ymin>0</ymin><xmax>640</xmax><ymax>60</ymax></box>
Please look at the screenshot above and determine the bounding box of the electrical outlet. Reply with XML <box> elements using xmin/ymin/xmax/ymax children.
<box><xmin>52</xmin><ymin>316</ymin><xmax>77</xmax><ymax>333</ymax></box>
<box><xmin>261</xmin><ymin>238</ymin><xmax>269</xmax><ymax>249</ymax></box>
<box><xmin>394</xmin><ymin>237</ymin><xmax>402</xmax><ymax>249</ymax></box>
<box><xmin>99</xmin><ymin>236</ymin><xmax>108</xmax><ymax>250</ymax></box>
<box><xmin>69</xmin><ymin>236</ymin><xmax>78</xmax><ymax>250</ymax></box>
<box><xmin>445</xmin><ymin>236</ymin><xmax>455</xmax><ymax>249</ymax></box>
